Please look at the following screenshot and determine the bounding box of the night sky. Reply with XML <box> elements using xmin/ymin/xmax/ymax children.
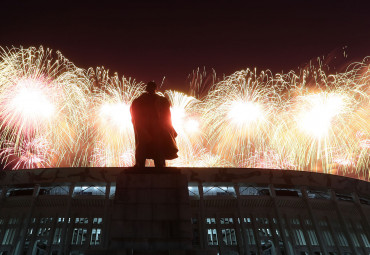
<box><xmin>1</xmin><ymin>0</ymin><xmax>370</xmax><ymax>91</ymax></box>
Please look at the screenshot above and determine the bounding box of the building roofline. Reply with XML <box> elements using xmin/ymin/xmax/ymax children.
<box><xmin>0</xmin><ymin>167</ymin><xmax>369</xmax><ymax>195</ymax></box>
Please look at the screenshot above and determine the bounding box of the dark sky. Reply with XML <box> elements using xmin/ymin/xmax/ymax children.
<box><xmin>1</xmin><ymin>0</ymin><xmax>370</xmax><ymax>91</ymax></box>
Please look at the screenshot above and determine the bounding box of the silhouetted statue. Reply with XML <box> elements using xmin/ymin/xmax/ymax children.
<box><xmin>130</xmin><ymin>81</ymin><xmax>178</xmax><ymax>167</ymax></box>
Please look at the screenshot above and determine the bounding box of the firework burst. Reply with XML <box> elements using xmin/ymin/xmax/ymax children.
<box><xmin>202</xmin><ymin>69</ymin><xmax>282</xmax><ymax>166</ymax></box>
<box><xmin>0</xmin><ymin>46</ymin><xmax>368</xmax><ymax>180</ymax></box>
<box><xmin>88</xmin><ymin>67</ymin><xmax>144</xmax><ymax>167</ymax></box>
<box><xmin>0</xmin><ymin>46</ymin><xmax>91</xmax><ymax>167</ymax></box>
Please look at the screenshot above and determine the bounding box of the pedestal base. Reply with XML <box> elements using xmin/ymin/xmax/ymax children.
<box><xmin>109</xmin><ymin>168</ymin><xmax>193</xmax><ymax>252</ymax></box>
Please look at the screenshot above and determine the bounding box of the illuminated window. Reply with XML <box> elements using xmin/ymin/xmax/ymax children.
<box><xmin>207</xmin><ymin>229</ymin><xmax>218</xmax><ymax>245</ymax></box>
<box><xmin>244</xmin><ymin>217</ymin><xmax>252</xmax><ymax>223</ymax></box>
<box><xmin>37</xmin><ymin>227</ymin><xmax>50</xmax><ymax>238</ymax></box>
<box><xmin>206</xmin><ymin>218</ymin><xmax>216</xmax><ymax>224</ymax></box>
<box><xmin>39</xmin><ymin>185</ymin><xmax>69</xmax><ymax>195</ymax></box>
<box><xmin>53</xmin><ymin>228</ymin><xmax>62</xmax><ymax>244</ymax></box>
<box><xmin>73</xmin><ymin>186</ymin><xmax>106</xmax><ymax>196</ymax></box>
<box><xmin>188</xmin><ymin>186</ymin><xmax>199</xmax><ymax>197</ymax></box>
<box><xmin>337</xmin><ymin>232</ymin><xmax>348</xmax><ymax>247</ymax></box>
<box><xmin>220</xmin><ymin>218</ymin><xmax>233</xmax><ymax>224</ymax></box>
<box><xmin>307</xmin><ymin>230</ymin><xmax>318</xmax><ymax>246</ymax></box>
<box><xmin>203</xmin><ymin>186</ymin><xmax>236</xmax><ymax>197</ymax></box>
<box><xmin>361</xmin><ymin>233</ymin><xmax>370</xmax><ymax>247</ymax></box>
<box><xmin>256</xmin><ymin>218</ymin><xmax>269</xmax><ymax>224</ymax></box>
<box><xmin>323</xmin><ymin>231</ymin><xmax>335</xmax><ymax>246</ymax></box>
<box><xmin>258</xmin><ymin>228</ymin><xmax>272</xmax><ymax>238</ymax></box>
<box><xmin>293</xmin><ymin>229</ymin><xmax>306</xmax><ymax>246</ymax></box>
<box><xmin>349</xmin><ymin>233</ymin><xmax>360</xmax><ymax>247</ymax></box>
<box><xmin>75</xmin><ymin>218</ymin><xmax>88</xmax><ymax>224</ymax></box>
<box><xmin>90</xmin><ymin>228</ymin><xmax>101</xmax><ymax>245</ymax></box>
<box><xmin>93</xmin><ymin>218</ymin><xmax>103</xmax><ymax>224</ymax></box>
<box><xmin>246</xmin><ymin>228</ymin><xmax>256</xmax><ymax>245</ymax></box>
<box><xmin>222</xmin><ymin>228</ymin><xmax>237</xmax><ymax>245</ymax></box>
<box><xmin>2</xmin><ymin>228</ymin><xmax>16</xmax><ymax>245</ymax></box>
<box><xmin>71</xmin><ymin>228</ymin><xmax>87</xmax><ymax>245</ymax></box>
<box><xmin>40</xmin><ymin>217</ymin><xmax>53</xmax><ymax>224</ymax></box>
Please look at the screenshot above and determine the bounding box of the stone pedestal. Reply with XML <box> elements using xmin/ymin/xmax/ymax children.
<box><xmin>109</xmin><ymin>168</ymin><xmax>193</xmax><ymax>254</ymax></box>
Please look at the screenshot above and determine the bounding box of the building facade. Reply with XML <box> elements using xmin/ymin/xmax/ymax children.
<box><xmin>0</xmin><ymin>167</ymin><xmax>369</xmax><ymax>255</ymax></box>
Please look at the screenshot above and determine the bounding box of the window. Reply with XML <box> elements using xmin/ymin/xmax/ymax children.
<box><xmin>90</xmin><ymin>228</ymin><xmax>101</xmax><ymax>245</ymax></box>
<box><xmin>8</xmin><ymin>218</ymin><xmax>19</xmax><ymax>225</ymax></box>
<box><xmin>246</xmin><ymin>228</ymin><xmax>256</xmax><ymax>245</ymax></box>
<box><xmin>318</xmin><ymin>220</ymin><xmax>328</xmax><ymax>227</ymax></box>
<box><xmin>188</xmin><ymin>186</ymin><xmax>199</xmax><ymax>197</ymax></box>
<box><xmin>2</xmin><ymin>228</ymin><xmax>16</xmax><ymax>245</ymax></box>
<box><xmin>73</xmin><ymin>186</ymin><xmax>106</xmax><ymax>196</ymax></box>
<box><xmin>71</xmin><ymin>228</ymin><xmax>87</xmax><ymax>245</ymax></box>
<box><xmin>244</xmin><ymin>217</ymin><xmax>252</xmax><ymax>223</ymax></box>
<box><xmin>220</xmin><ymin>218</ymin><xmax>233</xmax><ymax>224</ymax></box>
<box><xmin>361</xmin><ymin>233</ymin><xmax>370</xmax><ymax>247</ymax></box>
<box><xmin>350</xmin><ymin>233</ymin><xmax>360</xmax><ymax>247</ymax></box>
<box><xmin>304</xmin><ymin>219</ymin><xmax>312</xmax><ymax>226</ymax></box>
<box><xmin>335</xmin><ymin>192</ymin><xmax>352</xmax><ymax>202</ymax></box>
<box><xmin>206</xmin><ymin>218</ymin><xmax>216</xmax><ymax>224</ymax></box>
<box><xmin>294</xmin><ymin>229</ymin><xmax>306</xmax><ymax>246</ymax></box>
<box><xmin>306</xmin><ymin>189</ymin><xmax>330</xmax><ymax>200</ymax></box>
<box><xmin>75</xmin><ymin>218</ymin><xmax>88</xmax><ymax>224</ymax></box>
<box><xmin>307</xmin><ymin>230</ymin><xmax>318</xmax><ymax>246</ymax></box>
<box><xmin>291</xmin><ymin>218</ymin><xmax>300</xmax><ymax>225</ymax></box>
<box><xmin>203</xmin><ymin>186</ymin><xmax>236</xmax><ymax>197</ymax></box>
<box><xmin>6</xmin><ymin>187</ymin><xmax>34</xmax><ymax>197</ymax></box>
<box><xmin>39</xmin><ymin>185</ymin><xmax>69</xmax><ymax>195</ymax></box>
<box><xmin>53</xmin><ymin>228</ymin><xmax>62</xmax><ymax>244</ymax></box>
<box><xmin>275</xmin><ymin>187</ymin><xmax>302</xmax><ymax>197</ymax></box>
<box><xmin>239</xmin><ymin>186</ymin><xmax>269</xmax><ymax>196</ymax></box>
<box><xmin>109</xmin><ymin>183</ymin><xmax>116</xmax><ymax>198</ymax></box>
<box><xmin>337</xmin><ymin>232</ymin><xmax>348</xmax><ymax>247</ymax></box>
<box><xmin>93</xmin><ymin>218</ymin><xmax>102</xmax><ymax>224</ymax></box>
<box><xmin>37</xmin><ymin>227</ymin><xmax>50</xmax><ymax>238</ymax></box>
<box><xmin>207</xmin><ymin>229</ymin><xmax>218</xmax><ymax>245</ymax></box>
<box><xmin>258</xmin><ymin>228</ymin><xmax>272</xmax><ymax>238</ymax></box>
<box><xmin>222</xmin><ymin>229</ymin><xmax>237</xmax><ymax>245</ymax></box>
<box><xmin>323</xmin><ymin>231</ymin><xmax>335</xmax><ymax>246</ymax></box>
<box><xmin>256</xmin><ymin>218</ymin><xmax>269</xmax><ymax>224</ymax></box>
<box><xmin>40</xmin><ymin>217</ymin><xmax>53</xmax><ymax>224</ymax></box>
